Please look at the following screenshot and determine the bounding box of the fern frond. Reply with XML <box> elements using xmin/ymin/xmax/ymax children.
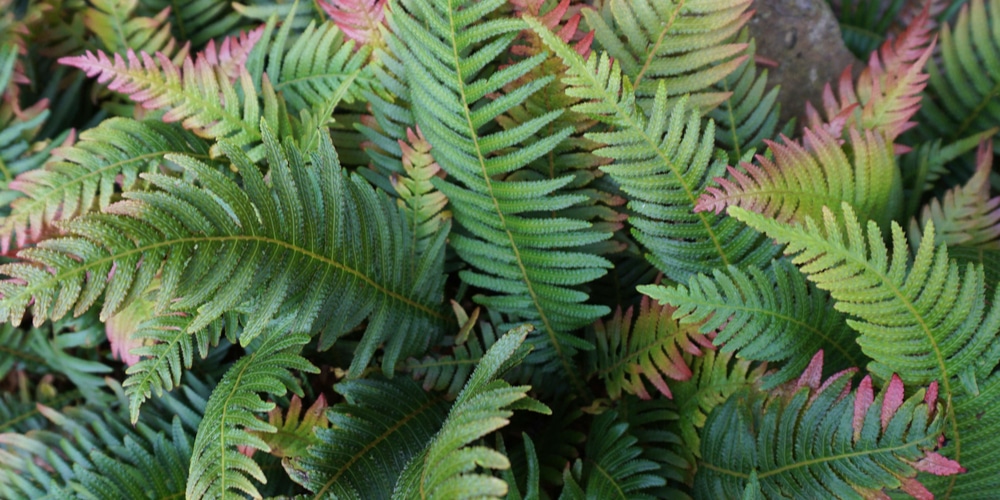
<box><xmin>392</xmin><ymin>325</ymin><xmax>550</xmax><ymax>500</ymax></box>
<box><xmin>318</xmin><ymin>0</ymin><xmax>387</xmax><ymax>46</ymax></box>
<box><xmin>696</xmin><ymin>354</ymin><xmax>962</xmax><ymax>498</ymax></box>
<box><xmin>288</xmin><ymin>377</ymin><xmax>450</xmax><ymax>498</ymax></box>
<box><xmin>559</xmin><ymin>410</ymin><xmax>665</xmax><ymax>499</ymax></box>
<box><xmin>669</xmin><ymin>350</ymin><xmax>765</xmax><ymax>461</ymax></box>
<box><xmin>0</xmin><ymin>402</ymin><xmax>194</xmax><ymax>499</ymax></box>
<box><xmin>709</xmin><ymin>33</ymin><xmax>785</xmax><ymax>162</ymax></box>
<box><xmin>58</xmin><ymin>28</ymin><xmax>279</xmax><ymax>160</ymax></box>
<box><xmin>835</xmin><ymin>0</ymin><xmax>908</xmax><ymax>58</ymax></box>
<box><xmin>139</xmin><ymin>0</ymin><xmax>243</xmax><ymax>47</ymax></box>
<box><xmin>268</xmin><ymin>19</ymin><xmax>376</xmax><ymax>114</ymax></box>
<box><xmin>389</xmin><ymin>126</ymin><xmax>450</xmax><ymax>258</ymax></box>
<box><xmin>526</xmin><ymin>16</ymin><xmax>776</xmax><ymax>281</ymax></box>
<box><xmin>615</xmin><ymin>396</ymin><xmax>691</xmax><ymax>496</ymax></box>
<box><xmin>918</xmin><ymin>0</ymin><xmax>1000</xmax><ymax>143</ymax></box>
<box><xmin>245</xmin><ymin>394</ymin><xmax>328</xmax><ymax>459</ymax></box>
<box><xmin>899</xmin><ymin>129</ymin><xmax>993</xmax><ymax>218</ymax></box>
<box><xmin>641</xmin><ymin>259</ymin><xmax>865</xmax><ymax>388</ymax></box>
<box><xmin>0</xmin><ymin>124</ymin><xmax>448</xmax><ymax>376</ymax></box>
<box><xmin>697</xmin><ymin>126</ymin><xmax>903</xmax><ymax>229</ymax></box>
<box><xmin>186</xmin><ymin>330</ymin><xmax>315</xmax><ymax>500</ymax></box>
<box><xmin>397</xmin><ymin>0</ymin><xmax>612</xmax><ymax>394</ymax></box>
<box><xmin>807</xmin><ymin>7</ymin><xmax>935</xmax><ymax>144</ymax></box>
<box><xmin>0</xmin><ymin>119</ymin><xmax>214</xmax><ymax>252</ymax></box>
<box><xmin>84</xmin><ymin>0</ymin><xmax>184</xmax><ymax>57</ymax></box>
<box><xmin>911</xmin><ymin>140</ymin><xmax>1000</xmax><ymax>249</ymax></box>
<box><xmin>731</xmin><ymin>202</ymin><xmax>1000</xmax><ymax>388</ymax></box>
<box><xmin>587</xmin><ymin>294</ymin><xmax>714</xmax><ymax>400</ymax></box>
<box><xmin>581</xmin><ymin>0</ymin><xmax>751</xmax><ymax>112</ymax></box>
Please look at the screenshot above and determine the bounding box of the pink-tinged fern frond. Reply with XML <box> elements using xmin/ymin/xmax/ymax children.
<box><xmin>699</xmin><ymin>350</ymin><xmax>964</xmax><ymax>499</ymax></box>
<box><xmin>106</xmin><ymin>279</ymin><xmax>158</xmax><ymax>366</ymax></box>
<box><xmin>57</xmin><ymin>28</ymin><xmax>277</xmax><ymax>160</ymax></box>
<box><xmin>391</xmin><ymin>126</ymin><xmax>450</xmax><ymax>257</ymax></box>
<box><xmin>511</xmin><ymin>0</ymin><xmax>593</xmax><ymax>58</ymax></box>
<box><xmin>697</xmin><ymin>126</ymin><xmax>902</xmax><ymax>229</ymax></box>
<box><xmin>806</xmin><ymin>7</ymin><xmax>936</xmax><ymax>146</ymax></box>
<box><xmin>317</xmin><ymin>0</ymin><xmax>387</xmax><ymax>45</ymax></box>
<box><xmin>910</xmin><ymin>140</ymin><xmax>1000</xmax><ymax>248</ymax></box>
<box><xmin>588</xmin><ymin>293</ymin><xmax>715</xmax><ymax>400</ymax></box>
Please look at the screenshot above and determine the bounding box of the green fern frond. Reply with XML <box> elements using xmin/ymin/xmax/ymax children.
<box><xmin>268</xmin><ymin>19</ymin><xmax>375</xmax><ymax>114</ymax></box>
<box><xmin>389</xmin><ymin>126</ymin><xmax>451</xmax><ymax>258</ymax></box>
<box><xmin>0</xmin><ymin>401</ymin><xmax>194</xmax><ymax>499</ymax></box>
<box><xmin>669</xmin><ymin>350</ymin><xmax>765</xmax><ymax>461</ymax></box>
<box><xmin>709</xmin><ymin>34</ymin><xmax>785</xmax><ymax>162</ymax></box>
<box><xmin>835</xmin><ymin>0</ymin><xmax>907</xmax><ymax>58</ymax></box>
<box><xmin>397</xmin><ymin>0</ymin><xmax>612</xmax><ymax>394</ymax></box>
<box><xmin>0</xmin><ymin>118</ymin><xmax>214</xmax><ymax>252</ymax></box>
<box><xmin>616</xmin><ymin>396</ymin><xmax>691</xmax><ymax>497</ymax></box>
<box><xmin>526</xmin><ymin>15</ymin><xmax>776</xmax><ymax>281</ymax></box>
<box><xmin>698</xmin><ymin>126</ymin><xmax>903</xmax><ymax>230</ymax></box>
<box><xmin>392</xmin><ymin>325</ymin><xmax>550</xmax><ymax>500</ymax></box>
<box><xmin>288</xmin><ymin>377</ymin><xmax>450</xmax><ymax>498</ymax></box>
<box><xmin>587</xmin><ymin>294</ymin><xmax>714</xmax><ymax>400</ymax></box>
<box><xmin>641</xmin><ymin>259</ymin><xmax>865</xmax><ymax>388</ymax></box>
<box><xmin>918</xmin><ymin>0</ymin><xmax>1000</xmax><ymax>143</ymax></box>
<box><xmin>139</xmin><ymin>0</ymin><xmax>243</xmax><ymax>47</ymax></box>
<box><xmin>581</xmin><ymin>0</ymin><xmax>752</xmax><ymax>112</ymax></box>
<box><xmin>696</xmin><ymin>356</ymin><xmax>962</xmax><ymax>498</ymax></box>
<box><xmin>730</xmin><ymin>202</ymin><xmax>1000</xmax><ymax>387</ymax></box>
<box><xmin>84</xmin><ymin>0</ymin><xmax>184</xmax><ymax>57</ymax></box>
<box><xmin>0</xmin><ymin>124</ymin><xmax>448</xmax><ymax>376</ymax></box>
<box><xmin>233</xmin><ymin>0</ymin><xmax>320</xmax><ymax>33</ymax></box>
<box><xmin>559</xmin><ymin>409</ymin><xmax>665</xmax><ymax>499</ymax></box>
<box><xmin>186</xmin><ymin>330</ymin><xmax>315</xmax><ymax>500</ymax></box>
<box><xmin>899</xmin><ymin>129</ymin><xmax>993</xmax><ymax>218</ymax></box>
<box><xmin>911</xmin><ymin>141</ymin><xmax>1000</xmax><ymax>249</ymax></box>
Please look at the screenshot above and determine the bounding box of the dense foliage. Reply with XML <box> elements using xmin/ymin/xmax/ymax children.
<box><xmin>0</xmin><ymin>0</ymin><xmax>996</xmax><ymax>498</ymax></box>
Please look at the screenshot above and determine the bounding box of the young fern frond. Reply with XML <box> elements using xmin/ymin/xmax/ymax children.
<box><xmin>526</xmin><ymin>16</ymin><xmax>776</xmax><ymax>282</ymax></box>
<box><xmin>698</xmin><ymin>126</ymin><xmax>903</xmax><ymax>233</ymax></box>
<box><xmin>58</xmin><ymin>29</ymin><xmax>282</xmax><ymax>161</ymax></box>
<box><xmin>0</xmin><ymin>119</ymin><xmax>214</xmax><ymax>252</ymax></box>
<box><xmin>390</xmin><ymin>126</ymin><xmax>451</xmax><ymax>258</ymax></box>
<box><xmin>587</xmin><ymin>295</ymin><xmax>714</xmax><ymax>400</ymax></box>
<box><xmin>397</xmin><ymin>0</ymin><xmax>612</xmax><ymax>393</ymax></box>
<box><xmin>559</xmin><ymin>410</ymin><xmax>665</xmax><ymax>499</ymax></box>
<box><xmin>581</xmin><ymin>0</ymin><xmax>752</xmax><ymax>112</ymax></box>
<box><xmin>807</xmin><ymin>8</ymin><xmax>935</xmax><ymax>145</ymax></box>
<box><xmin>288</xmin><ymin>377</ymin><xmax>450</xmax><ymax>498</ymax></box>
<box><xmin>186</xmin><ymin>330</ymin><xmax>315</xmax><ymax>500</ymax></box>
<box><xmin>709</xmin><ymin>34</ymin><xmax>785</xmax><ymax>162</ymax></box>
<box><xmin>318</xmin><ymin>0</ymin><xmax>387</xmax><ymax>46</ymax></box>
<box><xmin>697</xmin><ymin>354</ymin><xmax>963</xmax><ymax>498</ymax></box>
<box><xmin>911</xmin><ymin>141</ymin><xmax>1000</xmax><ymax>249</ymax></box>
<box><xmin>0</xmin><ymin>124</ymin><xmax>448</xmax><ymax>375</ymax></box>
<box><xmin>641</xmin><ymin>259</ymin><xmax>865</xmax><ymax>388</ymax></box>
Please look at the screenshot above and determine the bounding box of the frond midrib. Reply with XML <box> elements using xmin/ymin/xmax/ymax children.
<box><xmin>632</xmin><ymin>0</ymin><xmax>685</xmax><ymax>89</ymax></box>
<box><xmin>11</xmin><ymin>233</ymin><xmax>446</xmax><ymax>321</ymax></box>
<box><xmin>697</xmin><ymin>432</ymin><xmax>938</xmax><ymax>480</ymax></box>
<box><xmin>442</xmin><ymin>3</ymin><xmax>580</xmax><ymax>389</ymax></box>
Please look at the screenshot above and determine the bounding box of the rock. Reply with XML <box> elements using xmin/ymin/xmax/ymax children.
<box><xmin>748</xmin><ymin>0</ymin><xmax>861</xmax><ymax>125</ymax></box>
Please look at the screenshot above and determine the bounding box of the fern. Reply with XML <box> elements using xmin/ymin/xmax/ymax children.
<box><xmin>558</xmin><ymin>409</ymin><xmax>665</xmax><ymax>499</ymax></box>
<box><xmin>288</xmin><ymin>377</ymin><xmax>450</xmax><ymax>498</ymax></box>
<box><xmin>641</xmin><ymin>259</ymin><xmax>865</xmax><ymax>388</ymax></box>
<box><xmin>139</xmin><ymin>0</ymin><xmax>244</xmax><ymax>47</ymax></box>
<box><xmin>918</xmin><ymin>0</ymin><xmax>1000</xmax><ymax>143</ymax></box>
<box><xmin>587</xmin><ymin>294</ymin><xmax>714</xmax><ymax>400</ymax></box>
<box><xmin>697</xmin><ymin>126</ymin><xmax>903</xmax><ymax>230</ymax></box>
<box><xmin>709</xmin><ymin>33</ymin><xmax>786</xmax><ymax>162</ymax></box>
<box><xmin>0</xmin><ymin>118</ymin><xmax>214</xmax><ymax>252</ymax></box>
<box><xmin>911</xmin><ymin>140</ymin><xmax>1000</xmax><ymax>248</ymax></box>
<box><xmin>186</xmin><ymin>330</ymin><xmax>315</xmax><ymax>499</ymax></box>
<box><xmin>318</xmin><ymin>0</ymin><xmax>387</xmax><ymax>46</ymax></box>
<box><xmin>581</xmin><ymin>0</ymin><xmax>752</xmax><ymax>112</ymax></box>
<box><xmin>526</xmin><ymin>16</ymin><xmax>777</xmax><ymax>281</ymax></box>
<box><xmin>83</xmin><ymin>0</ymin><xmax>183</xmax><ymax>56</ymax></box>
<box><xmin>0</xmin><ymin>124</ymin><xmax>448</xmax><ymax>378</ymax></box>
<box><xmin>397</xmin><ymin>0</ymin><xmax>612</xmax><ymax>393</ymax></box>
<box><xmin>392</xmin><ymin>325</ymin><xmax>550</xmax><ymax>500</ymax></box>
<box><xmin>58</xmin><ymin>28</ymin><xmax>282</xmax><ymax>160</ymax></box>
<box><xmin>697</xmin><ymin>353</ymin><xmax>963</xmax><ymax>498</ymax></box>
